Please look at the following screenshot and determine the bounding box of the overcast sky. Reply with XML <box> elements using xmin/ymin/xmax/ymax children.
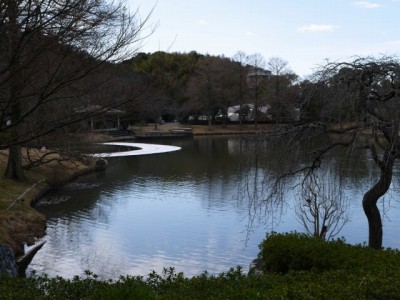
<box><xmin>129</xmin><ymin>0</ymin><xmax>400</xmax><ymax>78</ymax></box>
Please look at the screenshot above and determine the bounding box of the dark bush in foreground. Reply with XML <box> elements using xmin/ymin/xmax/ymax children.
<box><xmin>259</xmin><ymin>232</ymin><xmax>386</xmax><ymax>273</ymax></box>
<box><xmin>1</xmin><ymin>233</ymin><xmax>400</xmax><ymax>299</ymax></box>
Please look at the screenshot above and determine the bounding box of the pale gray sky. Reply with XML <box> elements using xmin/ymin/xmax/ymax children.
<box><xmin>130</xmin><ymin>0</ymin><xmax>400</xmax><ymax>77</ymax></box>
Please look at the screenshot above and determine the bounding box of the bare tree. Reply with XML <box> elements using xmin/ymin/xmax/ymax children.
<box><xmin>213</xmin><ymin>58</ymin><xmax>238</xmax><ymax>128</ymax></box>
<box><xmin>267</xmin><ymin>56</ymin><xmax>291</xmax><ymax>100</ymax></box>
<box><xmin>266</xmin><ymin>56</ymin><xmax>299</xmax><ymax>121</ymax></box>
<box><xmin>232</xmin><ymin>51</ymin><xmax>249</xmax><ymax>128</ymax></box>
<box><xmin>295</xmin><ymin>170</ymin><xmax>349</xmax><ymax>240</ymax></box>
<box><xmin>186</xmin><ymin>56</ymin><xmax>215</xmax><ymax>130</ymax></box>
<box><xmin>0</xmin><ymin>0</ymin><xmax>154</xmax><ymax>180</ymax></box>
<box><xmin>243</xmin><ymin>56</ymin><xmax>400</xmax><ymax>249</ymax></box>
<box><xmin>185</xmin><ymin>55</ymin><xmax>236</xmax><ymax>130</ymax></box>
<box><xmin>247</xmin><ymin>53</ymin><xmax>267</xmax><ymax>128</ymax></box>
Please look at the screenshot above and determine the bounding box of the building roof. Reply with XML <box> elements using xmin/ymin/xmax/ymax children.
<box><xmin>247</xmin><ymin>68</ymin><xmax>272</xmax><ymax>78</ymax></box>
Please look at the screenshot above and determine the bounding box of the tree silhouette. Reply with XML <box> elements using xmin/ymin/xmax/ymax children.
<box><xmin>0</xmin><ymin>0</ymin><xmax>154</xmax><ymax>180</ymax></box>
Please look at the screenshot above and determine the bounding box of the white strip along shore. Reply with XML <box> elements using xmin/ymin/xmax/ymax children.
<box><xmin>92</xmin><ymin>142</ymin><xmax>181</xmax><ymax>157</ymax></box>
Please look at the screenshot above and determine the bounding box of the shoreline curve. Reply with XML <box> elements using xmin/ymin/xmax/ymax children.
<box><xmin>91</xmin><ymin>142</ymin><xmax>181</xmax><ymax>157</ymax></box>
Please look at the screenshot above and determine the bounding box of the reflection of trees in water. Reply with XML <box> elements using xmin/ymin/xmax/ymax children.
<box><xmin>237</xmin><ymin>133</ymin><xmax>399</xmax><ymax>238</ymax></box>
<box><xmin>122</xmin><ymin>136</ymin><xmax>252</xmax><ymax>180</ymax></box>
<box><xmin>40</xmin><ymin>135</ymin><xmax>392</xmax><ymax>233</ymax></box>
<box><xmin>36</xmin><ymin>180</ymin><xmax>111</xmax><ymax>221</ymax></box>
<box><xmin>38</xmin><ymin>136</ymin><xmax>392</xmax><ymax>226</ymax></box>
<box><xmin>31</xmin><ymin>136</ymin><xmax>400</xmax><ymax>278</ymax></box>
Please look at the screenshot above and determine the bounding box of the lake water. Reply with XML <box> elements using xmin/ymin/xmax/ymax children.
<box><xmin>28</xmin><ymin>136</ymin><xmax>400</xmax><ymax>279</ymax></box>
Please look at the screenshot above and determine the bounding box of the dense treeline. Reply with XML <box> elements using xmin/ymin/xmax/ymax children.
<box><xmin>1</xmin><ymin>2</ymin><xmax>397</xmax><ymax>182</ymax></box>
<box><xmin>128</xmin><ymin>51</ymin><xmax>300</xmax><ymax>125</ymax></box>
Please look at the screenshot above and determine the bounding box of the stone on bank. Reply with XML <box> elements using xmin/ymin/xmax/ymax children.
<box><xmin>0</xmin><ymin>244</ymin><xmax>18</xmax><ymax>277</ymax></box>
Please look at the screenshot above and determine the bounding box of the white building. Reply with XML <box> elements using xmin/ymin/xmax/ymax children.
<box><xmin>227</xmin><ymin>103</ymin><xmax>271</xmax><ymax>122</ymax></box>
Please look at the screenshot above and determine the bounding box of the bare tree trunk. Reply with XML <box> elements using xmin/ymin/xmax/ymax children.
<box><xmin>233</xmin><ymin>52</ymin><xmax>248</xmax><ymax>130</ymax></box>
<box><xmin>5</xmin><ymin>144</ymin><xmax>25</xmax><ymax>180</ymax></box>
<box><xmin>254</xmin><ymin>74</ymin><xmax>258</xmax><ymax>129</ymax></box>
<box><xmin>238</xmin><ymin>66</ymin><xmax>244</xmax><ymax>130</ymax></box>
<box><xmin>362</xmin><ymin>152</ymin><xmax>394</xmax><ymax>249</ymax></box>
<box><xmin>5</xmin><ymin>96</ymin><xmax>25</xmax><ymax>180</ymax></box>
<box><xmin>5</xmin><ymin>0</ymin><xmax>25</xmax><ymax>180</ymax></box>
<box><xmin>362</xmin><ymin>194</ymin><xmax>383</xmax><ymax>249</ymax></box>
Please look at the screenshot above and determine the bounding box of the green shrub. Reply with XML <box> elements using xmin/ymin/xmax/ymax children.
<box><xmin>2</xmin><ymin>233</ymin><xmax>400</xmax><ymax>299</ymax></box>
<box><xmin>259</xmin><ymin>232</ymin><xmax>400</xmax><ymax>275</ymax></box>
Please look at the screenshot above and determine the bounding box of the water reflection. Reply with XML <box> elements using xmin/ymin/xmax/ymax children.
<box><xmin>29</xmin><ymin>136</ymin><xmax>400</xmax><ymax>279</ymax></box>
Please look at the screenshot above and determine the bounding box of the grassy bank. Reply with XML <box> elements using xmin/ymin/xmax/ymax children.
<box><xmin>0</xmin><ymin>146</ymin><xmax>98</xmax><ymax>255</ymax></box>
<box><xmin>130</xmin><ymin>122</ymin><xmax>278</xmax><ymax>136</ymax></box>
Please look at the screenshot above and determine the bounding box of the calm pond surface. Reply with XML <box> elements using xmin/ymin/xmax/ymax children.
<box><xmin>28</xmin><ymin>136</ymin><xmax>400</xmax><ymax>279</ymax></box>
